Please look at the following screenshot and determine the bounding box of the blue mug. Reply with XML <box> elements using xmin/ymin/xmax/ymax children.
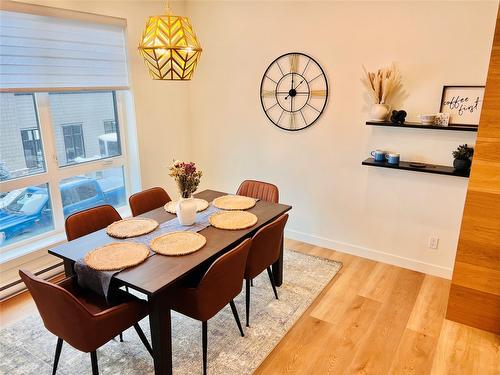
<box><xmin>386</xmin><ymin>153</ymin><xmax>400</xmax><ymax>164</ymax></box>
<box><xmin>371</xmin><ymin>150</ymin><xmax>386</xmax><ymax>161</ymax></box>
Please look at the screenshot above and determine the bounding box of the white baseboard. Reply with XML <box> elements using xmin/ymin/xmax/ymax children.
<box><xmin>285</xmin><ymin>228</ymin><xmax>453</xmax><ymax>279</ymax></box>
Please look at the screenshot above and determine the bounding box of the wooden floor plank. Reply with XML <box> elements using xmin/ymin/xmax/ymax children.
<box><xmin>358</xmin><ymin>262</ymin><xmax>400</xmax><ymax>302</ymax></box>
<box><xmin>347</xmin><ymin>268</ymin><xmax>425</xmax><ymax>374</ymax></box>
<box><xmin>305</xmin><ymin>295</ymin><xmax>381</xmax><ymax>374</ymax></box>
<box><xmin>407</xmin><ymin>275</ymin><xmax>451</xmax><ymax>338</ymax></box>
<box><xmin>431</xmin><ymin>320</ymin><xmax>500</xmax><ymax>375</ymax></box>
<box><xmin>310</xmin><ymin>257</ymin><xmax>377</xmax><ymax>324</ymax></box>
<box><xmin>388</xmin><ymin>328</ymin><xmax>437</xmax><ymax>375</ymax></box>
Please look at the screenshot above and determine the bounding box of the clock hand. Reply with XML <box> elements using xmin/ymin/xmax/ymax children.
<box><xmin>285</xmin><ymin>79</ymin><xmax>305</xmax><ymax>100</ymax></box>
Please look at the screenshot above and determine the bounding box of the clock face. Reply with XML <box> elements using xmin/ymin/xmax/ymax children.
<box><xmin>260</xmin><ymin>52</ymin><xmax>328</xmax><ymax>131</ymax></box>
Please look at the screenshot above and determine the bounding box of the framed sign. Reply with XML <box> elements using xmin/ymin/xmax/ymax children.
<box><xmin>439</xmin><ymin>85</ymin><xmax>485</xmax><ymax>127</ymax></box>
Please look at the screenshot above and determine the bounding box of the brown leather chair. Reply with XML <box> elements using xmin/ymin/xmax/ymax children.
<box><xmin>236</xmin><ymin>180</ymin><xmax>279</xmax><ymax>203</ymax></box>
<box><xmin>19</xmin><ymin>270</ymin><xmax>152</xmax><ymax>375</ymax></box>
<box><xmin>65</xmin><ymin>205</ymin><xmax>121</xmax><ymax>242</ymax></box>
<box><xmin>169</xmin><ymin>239</ymin><xmax>251</xmax><ymax>375</ymax></box>
<box><xmin>129</xmin><ymin>187</ymin><xmax>171</xmax><ymax>217</ymax></box>
<box><xmin>245</xmin><ymin>214</ymin><xmax>288</xmax><ymax>327</ymax></box>
<box><xmin>64</xmin><ymin>204</ymin><xmax>127</xmax><ymax>341</ymax></box>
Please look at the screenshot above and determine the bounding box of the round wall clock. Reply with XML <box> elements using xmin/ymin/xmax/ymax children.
<box><xmin>260</xmin><ymin>52</ymin><xmax>328</xmax><ymax>131</ymax></box>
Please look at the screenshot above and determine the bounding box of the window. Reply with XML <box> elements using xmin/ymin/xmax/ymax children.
<box><xmin>0</xmin><ymin>6</ymin><xmax>134</xmax><ymax>255</ymax></box>
<box><xmin>0</xmin><ymin>184</ymin><xmax>54</xmax><ymax>247</ymax></box>
<box><xmin>0</xmin><ymin>92</ymin><xmax>131</xmax><ymax>250</ymax></box>
<box><xmin>21</xmin><ymin>128</ymin><xmax>43</xmax><ymax>169</ymax></box>
<box><xmin>50</xmin><ymin>92</ymin><xmax>122</xmax><ymax>166</ymax></box>
<box><xmin>62</xmin><ymin>124</ymin><xmax>85</xmax><ymax>164</ymax></box>
<box><xmin>0</xmin><ymin>94</ymin><xmax>45</xmax><ymax>181</ymax></box>
<box><xmin>104</xmin><ymin>120</ymin><xmax>117</xmax><ymax>134</ymax></box>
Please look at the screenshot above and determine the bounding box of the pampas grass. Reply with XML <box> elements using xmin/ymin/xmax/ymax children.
<box><xmin>362</xmin><ymin>64</ymin><xmax>402</xmax><ymax>104</ymax></box>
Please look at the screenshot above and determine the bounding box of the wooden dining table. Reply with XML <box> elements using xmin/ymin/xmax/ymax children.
<box><xmin>49</xmin><ymin>189</ymin><xmax>292</xmax><ymax>375</ymax></box>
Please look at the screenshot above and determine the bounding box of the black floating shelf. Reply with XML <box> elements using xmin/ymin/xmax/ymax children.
<box><xmin>366</xmin><ymin>121</ymin><xmax>478</xmax><ymax>132</ymax></box>
<box><xmin>362</xmin><ymin>158</ymin><xmax>470</xmax><ymax>178</ymax></box>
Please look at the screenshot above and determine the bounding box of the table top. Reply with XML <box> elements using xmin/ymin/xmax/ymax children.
<box><xmin>49</xmin><ymin>190</ymin><xmax>292</xmax><ymax>296</ymax></box>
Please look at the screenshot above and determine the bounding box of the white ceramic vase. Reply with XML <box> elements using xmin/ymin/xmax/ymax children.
<box><xmin>176</xmin><ymin>196</ymin><xmax>197</xmax><ymax>226</ymax></box>
<box><xmin>370</xmin><ymin>103</ymin><xmax>391</xmax><ymax>122</ymax></box>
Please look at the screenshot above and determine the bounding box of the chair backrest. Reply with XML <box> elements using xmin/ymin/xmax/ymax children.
<box><xmin>236</xmin><ymin>180</ymin><xmax>279</xmax><ymax>203</ymax></box>
<box><xmin>195</xmin><ymin>239</ymin><xmax>251</xmax><ymax>320</ymax></box>
<box><xmin>65</xmin><ymin>204</ymin><xmax>121</xmax><ymax>241</ymax></box>
<box><xmin>129</xmin><ymin>187</ymin><xmax>171</xmax><ymax>217</ymax></box>
<box><xmin>19</xmin><ymin>270</ymin><xmax>92</xmax><ymax>347</ymax></box>
<box><xmin>245</xmin><ymin>214</ymin><xmax>288</xmax><ymax>279</ymax></box>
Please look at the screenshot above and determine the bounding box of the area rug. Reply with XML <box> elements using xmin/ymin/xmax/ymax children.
<box><xmin>0</xmin><ymin>250</ymin><xmax>341</xmax><ymax>374</ymax></box>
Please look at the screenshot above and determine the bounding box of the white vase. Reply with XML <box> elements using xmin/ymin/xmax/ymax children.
<box><xmin>176</xmin><ymin>196</ymin><xmax>197</xmax><ymax>226</ymax></box>
<box><xmin>370</xmin><ymin>103</ymin><xmax>391</xmax><ymax>122</ymax></box>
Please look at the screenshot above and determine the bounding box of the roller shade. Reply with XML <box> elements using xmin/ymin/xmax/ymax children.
<box><xmin>0</xmin><ymin>9</ymin><xmax>129</xmax><ymax>92</ymax></box>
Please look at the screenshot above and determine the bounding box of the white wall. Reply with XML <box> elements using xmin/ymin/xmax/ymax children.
<box><xmin>185</xmin><ymin>0</ymin><xmax>498</xmax><ymax>277</ymax></box>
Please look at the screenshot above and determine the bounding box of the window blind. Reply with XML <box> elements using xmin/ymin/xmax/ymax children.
<box><xmin>0</xmin><ymin>8</ymin><xmax>129</xmax><ymax>92</ymax></box>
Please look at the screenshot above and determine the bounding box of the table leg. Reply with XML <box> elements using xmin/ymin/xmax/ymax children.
<box><xmin>272</xmin><ymin>234</ymin><xmax>284</xmax><ymax>286</ymax></box>
<box><xmin>63</xmin><ymin>260</ymin><xmax>75</xmax><ymax>277</ymax></box>
<box><xmin>148</xmin><ymin>295</ymin><xmax>173</xmax><ymax>375</ymax></box>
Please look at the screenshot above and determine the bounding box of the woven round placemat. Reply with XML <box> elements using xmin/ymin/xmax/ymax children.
<box><xmin>106</xmin><ymin>218</ymin><xmax>159</xmax><ymax>239</ymax></box>
<box><xmin>209</xmin><ymin>210</ymin><xmax>258</xmax><ymax>230</ymax></box>
<box><xmin>164</xmin><ymin>198</ymin><xmax>209</xmax><ymax>214</ymax></box>
<box><xmin>213</xmin><ymin>195</ymin><xmax>257</xmax><ymax>210</ymax></box>
<box><xmin>151</xmin><ymin>231</ymin><xmax>207</xmax><ymax>256</ymax></box>
<box><xmin>85</xmin><ymin>242</ymin><xmax>150</xmax><ymax>271</ymax></box>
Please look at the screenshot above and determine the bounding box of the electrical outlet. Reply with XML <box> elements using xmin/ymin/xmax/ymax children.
<box><xmin>428</xmin><ymin>236</ymin><xmax>439</xmax><ymax>249</ymax></box>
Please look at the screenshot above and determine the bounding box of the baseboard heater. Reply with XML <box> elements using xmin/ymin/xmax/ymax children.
<box><xmin>0</xmin><ymin>262</ymin><xmax>64</xmax><ymax>300</ymax></box>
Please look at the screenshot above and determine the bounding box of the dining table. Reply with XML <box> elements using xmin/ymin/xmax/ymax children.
<box><xmin>48</xmin><ymin>189</ymin><xmax>292</xmax><ymax>375</ymax></box>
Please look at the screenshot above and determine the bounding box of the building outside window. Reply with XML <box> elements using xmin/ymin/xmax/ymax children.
<box><xmin>62</xmin><ymin>123</ymin><xmax>85</xmax><ymax>164</ymax></box>
<box><xmin>20</xmin><ymin>128</ymin><xmax>44</xmax><ymax>169</ymax></box>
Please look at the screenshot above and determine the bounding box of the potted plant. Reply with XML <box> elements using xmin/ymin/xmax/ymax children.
<box><xmin>169</xmin><ymin>160</ymin><xmax>203</xmax><ymax>225</ymax></box>
<box><xmin>362</xmin><ymin>64</ymin><xmax>402</xmax><ymax>121</ymax></box>
<box><xmin>452</xmin><ymin>144</ymin><xmax>474</xmax><ymax>171</ymax></box>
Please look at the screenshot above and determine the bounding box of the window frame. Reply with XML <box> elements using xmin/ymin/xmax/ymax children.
<box><xmin>0</xmin><ymin>91</ymin><xmax>134</xmax><ymax>256</ymax></box>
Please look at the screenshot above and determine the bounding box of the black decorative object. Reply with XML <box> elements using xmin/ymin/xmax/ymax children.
<box><xmin>362</xmin><ymin>158</ymin><xmax>470</xmax><ymax>178</ymax></box>
<box><xmin>260</xmin><ymin>52</ymin><xmax>328</xmax><ymax>131</ymax></box>
<box><xmin>390</xmin><ymin>110</ymin><xmax>407</xmax><ymax>124</ymax></box>
<box><xmin>452</xmin><ymin>144</ymin><xmax>474</xmax><ymax>171</ymax></box>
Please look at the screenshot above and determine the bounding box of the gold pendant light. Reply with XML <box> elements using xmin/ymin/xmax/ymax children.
<box><xmin>138</xmin><ymin>1</ymin><xmax>202</xmax><ymax>80</ymax></box>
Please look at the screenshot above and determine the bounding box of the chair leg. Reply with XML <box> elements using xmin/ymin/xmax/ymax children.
<box><xmin>52</xmin><ymin>338</ymin><xmax>63</xmax><ymax>375</ymax></box>
<box><xmin>229</xmin><ymin>300</ymin><xmax>244</xmax><ymax>337</ymax></box>
<box><xmin>119</xmin><ymin>332</ymin><xmax>124</xmax><ymax>342</ymax></box>
<box><xmin>90</xmin><ymin>351</ymin><xmax>99</xmax><ymax>375</ymax></box>
<box><xmin>267</xmin><ymin>267</ymin><xmax>279</xmax><ymax>300</ymax></box>
<box><xmin>202</xmin><ymin>321</ymin><xmax>208</xmax><ymax>375</ymax></box>
<box><xmin>250</xmin><ymin>279</ymin><xmax>253</xmax><ymax>287</ymax></box>
<box><xmin>245</xmin><ymin>278</ymin><xmax>250</xmax><ymax>327</ymax></box>
<box><xmin>133</xmin><ymin>323</ymin><xmax>153</xmax><ymax>356</ymax></box>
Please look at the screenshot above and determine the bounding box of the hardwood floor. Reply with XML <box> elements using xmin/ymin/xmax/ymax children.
<box><xmin>255</xmin><ymin>240</ymin><xmax>499</xmax><ymax>375</ymax></box>
<box><xmin>1</xmin><ymin>239</ymin><xmax>498</xmax><ymax>374</ymax></box>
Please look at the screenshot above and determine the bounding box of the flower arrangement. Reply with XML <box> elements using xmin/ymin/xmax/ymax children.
<box><xmin>362</xmin><ymin>64</ymin><xmax>402</xmax><ymax>104</ymax></box>
<box><xmin>168</xmin><ymin>160</ymin><xmax>202</xmax><ymax>198</ymax></box>
<box><xmin>452</xmin><ymin>144</ymin><xmax>474</xmax><ymax>160</ymax></box>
